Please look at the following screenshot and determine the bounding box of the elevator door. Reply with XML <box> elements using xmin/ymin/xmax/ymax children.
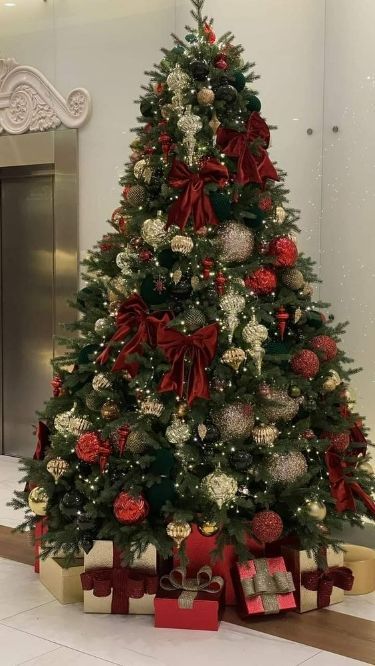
<box><xmin>0</xmin><ymin>173</ymin><xmax>54</xmax><ymax>457</ymax></box>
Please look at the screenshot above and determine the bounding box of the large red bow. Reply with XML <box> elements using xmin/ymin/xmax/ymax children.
<box><xmin>157</xmin><ymin>323</ymin><xmax>219</xmax><ymax>405</ymax></box>
<box><xmin>81</xmin><ymin>567</ymin><xmax>158</xmax><ymax>614</ymax></box>
<box><xmin>325</xmin><ymin>446</ymin><xmax>375</xmax><ymax>516</ymax></box>
<box><xmin>216</xmin><ymin>112</ymin><xmax>279</xmax><ymax>186</ymax></box>
<box><xmin>97</xmin><ymin>294</ymin><xmax>170</xmax><ymax>376</ymax></box>
<box><xmin>167</xmin><ymin>158</ymin><xmax>228</xmax><ymax>232</ymax></box>
<box><xmin>302</xmin><ymin>566</ymin><xmax>354</xmax><ymax>608</ymax></box>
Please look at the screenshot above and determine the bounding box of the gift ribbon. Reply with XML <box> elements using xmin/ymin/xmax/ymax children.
<box><xmin>157</xmin><ymin>323</ymin><xmax>219</xmax><ymax>405</ymax></box>
<box><xmin>167</xmin><ymin>158</ymin><xmax>228</xmax><ymax>232</ymax></box>
<box><xmin>159</xmin><ymin>566</ymin><xmax>224</xmax><ymax>609</ymax></box>
<box><xmin>216</xmin><ymin>112</ymin><xmax>279</xmax><ymax>186</ymax></box>
<box><xmin>301</xmin><ymin>566</ymin><xmax>354</xmax><ymax>608</ymax></box>
<box><xmin>325</xmin><ymin>446</ymin><xmax>375</xmax><ymax>516</ymax></box>
<box><xmin>241</xmin><ymin>559</ymin><xmax>295</xmax><ymax>614</ymax></box>
<box><xmin>81</xmin><ymin>567</ymin><xmax>158</xmax><ymax>614</ymax></box>
<box><xmin>97</xmin><ymin>293</ymin><xmax>171</xmax><ymax>376</ymax></box>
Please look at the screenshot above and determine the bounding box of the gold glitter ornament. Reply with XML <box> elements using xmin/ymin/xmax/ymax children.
<box><xmin>184</xmin><ymin>306</ymin><xmax>206</xmax><ymax>332</ymax></box>
<box><xmin>141</xmin><ymin>217</ymin><xmax>166</xmax><ymax>248</ymax></box>
<box><xmin>166</xmin><ymin>63</ymin><xmax>190</xmax><ymax>113</ymax></box>
<box><xmin>116</xmin><ymin>251</ymin><xmax>133</xmax><ymax>275</ymax></box>
<box><xmin>177</xmin><ymin>105</ymin><xmax>203</xmax><ymax>166</ymax></box>
<box><xmin>54</xmin><ymin>410</ymin><xmax>91</xmax><ymax>436</ymax></box>
<box><xmin>165</xmin><ymin>415</ymin><xmax>191</xmax><ymax>445</ymax></box>
<box><xmin>208</xmin><ymin>110</ymin><xmax>221</xmax><ymax>141</ymax></box>
<box><xmin>275</xmin><ymin>206</ymin><xmax>286</xmax><ymax>224</ymax></box>
<box><xmin>281</xmin><ymin>268</ymin><xmax>305</xmax><ymax>290</ymax></box>
<box><xmin>28</xmin><ymin>486</ymin><xmax>48</xmax><ymax>515</ymax></box>
<box><xmin>140</xmin><ymin>397</ymin><xmax>164</xmax><ymax>417</ymax></box>
<box><xmin>126</xmin><ymin>185</ymin><xmax>146</xmax><ymax>207</ymax></box>
<box><xmin>107</xmin><ymin>275</ymin><xmax>131</xmax><ymax>302</ymax></box>
<box><xmin>322</xmin><ymin>369</ymin><xmax>341</xmax><ymax>392</ymax></box>
<box><xmin>217</xmin><ymin>222</ymin><xmax>254</xmax><ymax>263</ymax></box>
<box><xmin>170</xmin><ymin>234</ymin><xmax>194</xmax><ymax>255</ymax></box>
<box><xmin>166</xmin><ymin>520</ymin><xmax>191</xmax><ymax>548</ymax></box>
<box><xmin>101</xmin><ymin>400</ymin><xmax>120</xmax><ymax>421</ymax></box>
<box><xmin>221</xmin><ymin>347</ymin><xmax>246</xmax><ymax>371</ymax></box>
<box><xmin>306</xmin><ymin>500</ymin><xmax>327</xmax><ymax>521</ymax></box>
<box><xmin>301</xmin><ymin>283</ymin><xmax>313</xmax><ymax>298</ymax></box>
<box><xmin>46</xmin><ymin>457</ymin><xmax>69</xmax><ymax>484</ymax></box>
<box><xmin>85</xmin><ymin>391</ymin><xmax>104</xmax><ymax>411</ymax></box>
<box><xmin>197</xmin><ymin>87</ymin><xmax>215</xmax><ymax>105</ymax></box>
<box><xmin>242</xmin><ymin>315</ymin><xmax>268</xmax><ymax>375</ymax></box>
<box><xmin>133</xmin><ymin>158</ymin><xmax>152</xmax><ymax>183</ymax></box>
<box><xmin>260</xmin><ymin>387</ymin><xmax>302</xmax><ymax>423</ymax></box>
<box><xmin>201</xmin><ymin>469</ymin><xmax>238</xmax><ymax>509</ymax></box>
<box><xmin>252</xmin><ymin>424</ymin><xmax>279</xmax><ymax>447</ymax></box>
<box><xmin>197</xmin><ymin>520</ymin><xmax>219</xmax><ymax>536</ymax></box>
<box><xmin>212</xmin><ymin>403</ymin><xmax>254</xmax><ymax>440</ymax></box>
<box><xmin>92</xmin><ymin>373</ymin><xmax>112</xmax><ymax>392</ymax></box>
<box><xmin>220</xmin><ymin>289</ymin><xmax>246</xmax><ymax>343</ymax></box>
<box><xmin>172</xmin><ymin>268</ymin><xmax>183</xmax><ymax>285</ymax></box>
<box><xmin>293</xmin><ymin>307</ymin><xmax>303</xmax><ymax>324</ymax></box>
<box><xmin>124</xmin><ymin>431</ymin><xmax>147</xmax><ymax>453</ymax></box>
<box><xmin>268</xmin><ymin>451</ymin><xmax>308</xmax><ymax>483</ymax></box>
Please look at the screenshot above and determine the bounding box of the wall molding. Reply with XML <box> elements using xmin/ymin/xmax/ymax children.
<box><xmin>0</xmin><ymin>58</ymin><xmax>91</xmax><ymax>134</ymax></box>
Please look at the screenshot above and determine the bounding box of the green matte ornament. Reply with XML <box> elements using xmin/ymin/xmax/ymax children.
<box><xmin>289</xmin><ymin>385</ymin><xmax>301</xmax><ymax>398</ymax></box>
<box><xmin>145</xmin><ymin>478</ymin><xmax>176</xmax><ymax>513</ymax></box>
<box><xmin>306</xmin><ymin>310</ymin><xmax>325</xmax><ymax>330</ymax></box>
<box><xmin>247</xmin><ymin>95</ymin><xmax>262</xmax><ymax>112</ymax></box>
<box><xmin>140</xmin><ymin>98</ymin><xmax>154</xmax><ymax>118</ymax></box>
<box><xmin>77</xmin><ymin>285</ymin><xmax>103</xmax><ymax>311</ymax></box>
<box><xmin>172</xmin><ymin>45</ymin><xmax>185</xmax><ymax>55</ymax></box>
<box><xmin>210</xmin><ymin>191</ymin><xmax>232</xmax><ymax>222</ymax></box>
<box><xmin>158</xmin><ymin>248</ymin><xmax>178</xmax><ymax>270</ymax></box>
<box><xmin>243</xmin><ymin>207</ymin><xmax>264</xmax><ymax>230</ymax></box>
<box><xmin>140</xmin><ymin>274</ymin><xmax>168</xmax><ymax>305</ymax></box>
<box><xmin>78</xmin><ymin>344</ymin><xmax>97</xmax><ymax>365</ymax></box>
<box><xmin>185</xmin><ymin>33</ymin><xmax>197</xmax><ymax>43</ymax></box>
<box><xmin>233</xmin><ymin>70</ymin><xmax>246</xmax><ymax>91</ymax></box>
<box><xmin>149</xmin><ymin>448</ymin><xmax>175</xmax><ymax>476</ymax></box>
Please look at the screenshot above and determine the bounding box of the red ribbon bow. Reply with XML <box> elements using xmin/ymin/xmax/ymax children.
<box><xmin>157</xmin><ymin>323</ymin><xmax>219</xmax><ymax>406</ymax></box>
<box><xmin>167</xmin><ymin>158</ymin><xmax>228</xmax><ymax>232</ymax></box>
<box><xmin>216</xmin><ymin>112</ymin><xmax>279</xmax><ymax>186</ymax></box>
<box><xmin>325</xmin><ymin>446</ymin><xmax>375</xmax><ymax>515</ymax></box>
<box><xmin>301</xmin><ymin>566</ymin><xmax>354</xmax><ymax>608</ymax></box>
<box><xmin>97</xmin><ymin>294</ymin><xmax>170</xmax><ymax>376</ymax></box>
<box><xmin>80</xmin><ymin>567</ymin><xmax>158</xmax><ymax>614</ymax></box>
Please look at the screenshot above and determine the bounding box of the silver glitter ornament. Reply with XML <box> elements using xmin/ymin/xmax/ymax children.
<box><xmin>252</xmin><ymin>424</ymin><xmax>279</xmax><ymax>447</ymax></box>
<box><xmin>170</xmin><ymin>234</ymin><xmax>194</xmax><ymax>255</ymax></box>
<box><xmin>92</xmin><ymin>373</ymin><xmax>112</xmax><ymax>391</ymax></box>
<box><xmin>94</xmin><ymin>318</ymin><xmax>112</xmax><ymax>336</ymax></box>
<box><xmin>165</xmin><ymin>416</ymin><xmax>191</xmax><ymax>445</ymax></box>
<box><xmin>268</xmin><ymin>451</ymin><xmax>308</xmax><ymax>483</ymax></box>
<box><xmin>184</xmin><ymin>306</ymin><xmax>206</xmax><ymax>332</ymax></box>
<box><xmin>220</xmin><ymin>289</ymin><xmax>246</xmax><ymax>343</ymax></box>
<box><xmin>260</xmin><ymin>387</ymin><xmax>302</xmax><ymax>423</ymax></box>
<box><xmin>242</xmin><ymin>315</ymin><xmax>268</xmax><ymax>375</ymax></box>
<box><xmin>116</xmin><ymin>252</ymin><xmax>133</xmax><ymax>275</ymax></box>
<box><xmin>201</xmin><ymin>469</ymin><xmax>238</xmax><ymax>509</ymax></box>
<box><xmin>133</xmin><ymin>158</ymin><xmax>152</xmax><ymax>183</ymax></box>
<box><xmin>212</xmin><ymin>403</ymin><xmax>254</xmax><ymax>440</ymax></box>
<box><xmin>177</xmin><ymin>105</ymin><xmax>202</xmax><ymax>165</ymax></box>
<box><xmin>141</xmin><ymin>217</ymin><xmax>166</xmax><ymax>248</ymax></box>
<box><xmin>217</xmin><ymin>222</ymin><xmax>254</xmax><ymax>263</ymax></box>
<box><xmin>166</xmin><ymin>64</ymin><xmax>190</xmax><ymax>114</ymax></box>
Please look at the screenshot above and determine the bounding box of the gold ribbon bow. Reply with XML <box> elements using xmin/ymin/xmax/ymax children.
<box><xmin>160</xmin><ymin>566</ymin><xmax>224</xmax><ymax>609</ymax></box>
<box><xmin>241</xmin><ymin>559</ymin><xmax>295</xmax><ymax>614</ymax></box>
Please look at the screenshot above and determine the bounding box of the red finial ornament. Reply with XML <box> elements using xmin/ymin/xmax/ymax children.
<box><xmin>202</xmin><ymin>257</ymin><xmax>214</xmax><ymax>279</ymax></box>
<box><xmin>159</xmin><ymin>132</ymin><xmax>172</xmax><ymax>160</ymax></box>
<box><xmin>215</xmin><ymin>271</ymin><xmax>227</xmax><ymax>295</ymax></box>
<box><xmin>275</xmin><ymin>306</ymin><xmax>289</xmax><ymax>340</ymax></box>
<box><xmin>115</xmin><ymin>424</ymin><xmax>131</xmax><ymax>456</ymax></box>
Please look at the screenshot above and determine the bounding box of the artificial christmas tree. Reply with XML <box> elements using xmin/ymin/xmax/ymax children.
<box><xmin>12</xmin><ymin>0</ymin><xmax>375</xmax><ymax>599</ymax></box>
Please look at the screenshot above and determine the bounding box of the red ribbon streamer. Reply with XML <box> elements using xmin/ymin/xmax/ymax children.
<box><xmin>216</xmin><ymin>112</ymin><xmax>279</xmax><ymax>186</ymax></box>
<box><xmin>157</xmin><ymin>323</ymin><xmax>219</xmax><ymax>406</ymax></box>
<box><xmin>81</xmin><ymin>567</ymin><xmax>158</xmax><ymax>614</ymax></box>
<box><xmin>167</xmin><ymin>158</ymin><xmax>228</xmax><ymax>232</ymax></box>
<box><xmin>97</xmin><ymin>294</ymin><xmax>170</xmax><ymax>376</ymax></box>
<box><xmin>325</xmin><ymin>446</ymin><xmax>375</xmax><ymax>515</ymax></box>
<box><xmin>97</xmin><ymin>439</ymin><xmax>112</xmax><ymax>473</ymax></box>
<box><xmin>301</xmin><ymin>566</ymin><xmax>354</xmax><ymax>608</ymax></box>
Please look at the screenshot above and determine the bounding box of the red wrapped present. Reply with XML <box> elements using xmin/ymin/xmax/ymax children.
<box><xmin>154</xmin><ymin>566</ymin><xmax>224</xmax><ymax>631</ymax></box>
<box><xmin>174</xmin><ymin>524</ymin><xmax>264</xmax><ymax>605</ymax></box>
<box><xmin>34</xmin><ymin>519</ymin><xmax>48</xmax><ymax>574</ymax></box>
<box><xmin>233</xmin><ymin>557</ymin><xmax>296</xmax><ymax>617</ymax></box>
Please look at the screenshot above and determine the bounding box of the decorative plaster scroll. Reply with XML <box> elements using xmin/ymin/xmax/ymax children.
<box><xmin>0</xmin><ymin>58</ymin><xmax>91</xmax><ymax>134</ymax></box>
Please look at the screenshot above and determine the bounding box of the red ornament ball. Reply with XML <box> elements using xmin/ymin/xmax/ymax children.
<box><xmin>214</xmin><ymin>54</ymin><xmax>228</xmax><ymax>70</ymax></box>
<box><xmin>268</xmin><ymin>236</ymin><xmax>298</xmax><ymax>267</ymax></box>
<box><xmin>139</xmin><ymin>248</ymin><xmax>153</xmax><ymax>262</ymax></box>
<box><xmin>245</xmin><ymin>267</ymin><xmax>277</xmax><ymax>295</ymax></box>
<box><xmin>251</xmin><ymin>510</ymin><xmax>283</xmax><ymax>543</ymax></box>
<box><xmin>291</xmin><ymin>349</ymin><xmax>320</xmax><ymax>378</ymax></box>
<box><xmin>310</xmin><ymin>335</ymin><xmax>337</xmax><ymax>361</ymax></box>
<box><xmin>75</xmin><ymin>432</ymin><xmax>101</xmax><ymax>464</ymax></box>
<box><xmin>113</xmin><ymin>491</ymin><xmax>149</xmax><ymax>524</ymax></box>
<box><xmin>258</xmin><ymin>194</ymin><xmax>273</xmax><ymax>211</ymax></box>
<box><xmin>322</xmin><ymin>430</ymin><xmax>350</xmax><ymax>453</ymax></box>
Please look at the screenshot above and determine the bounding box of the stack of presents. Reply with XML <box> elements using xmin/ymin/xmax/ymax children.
<box><xmin>35</xmin><ymin>522</ymin><xmax>375</xmax><ymax>631</ymax></box>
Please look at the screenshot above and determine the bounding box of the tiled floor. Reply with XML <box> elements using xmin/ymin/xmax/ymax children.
<box><xmin>2</xmin><ymin>455</ymin><xmax>373</xmax><ymax>665</ymax></box>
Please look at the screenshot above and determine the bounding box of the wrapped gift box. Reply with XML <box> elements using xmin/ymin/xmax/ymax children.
<box><xmin>154</xmin><ymin>566</ymin><xmax>224</xmax><ymax>631</ymax></box>
<box><xmin>343</xmin><ymin>543</ymin><xmax>375</xmax><ymax>595</ymax></box>
<box><xmin>40</xmin><ymin>556</ymin><xmax>84</xmax><ymax>604</ymax></box>
<box><xmin>233</xmin><ymin>557</ymin><xmax>296</xmax><ymax>617</ymax></box>
<box><xmin>174</xmin><ymin>525</ymin><xmax>264</xmax><ymax>605</ymax></box>
<box><xmin>282</xmin><ymin>546</ymin><xmax>354</xmax><ymax>612</ymax></box>
<box><xmin>81</xmin><ymin>540</ymin><xmax>158</xmax><ymax>614</ymax></box>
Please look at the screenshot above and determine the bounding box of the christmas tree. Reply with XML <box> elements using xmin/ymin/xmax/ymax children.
<box><xmin>13</xmin><ymin>0</ymin><xmax>375</xmax><ymax>565</ymax></box>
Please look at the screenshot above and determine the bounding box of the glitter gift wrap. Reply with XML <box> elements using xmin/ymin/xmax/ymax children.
<box><xmin>282</xmin><ymin>546</ymin><xmax>353</xmax><ymax>612</ymax></box>
<box><xmin>233</xmin><ymin>557</ymin><xmax>296</xmax><ymax>617</ymax></box>
<box><xmin>40</xmin><ymin>557</ymin><xmax>84</xmax><ymax>604</ymax></box>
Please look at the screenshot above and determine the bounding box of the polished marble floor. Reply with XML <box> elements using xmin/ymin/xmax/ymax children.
<box><xmin>2</xmin><ymin>455</ymin><xmax>373</xmax><ymax>665</ymax></box>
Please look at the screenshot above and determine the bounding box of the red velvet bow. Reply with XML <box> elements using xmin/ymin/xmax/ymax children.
<box><xmin>325</xmin><ymin>446</ymin><xmax>375</xmax><ymax>515</ymax></box>
<box><xmin>167</xmin><ymin>158</ymin><xmax>228</xmax><ymax>232</ymax></box>
<box><xmin>80</xmin><ymin>567</ymin><xmax>158</xmax><ymax>614</ymax></box>
<box><xmin>301</xmin><ymin>566</ymin><xmax>354</xmax><ymax>608</ymax></box>
<box><xmin>97</xmin><ymin>293</ymin><xmax>170</xmax><ymax>376</ymax></box>
<box><xmin>157</xmin><ymin>323</ymin><xmax>219</xmax><ymax>405</ymax></box>
<box><xmin>216</xmin><ymin>112</ymin><xmax>279</xmax><ymax>186</ymax></box>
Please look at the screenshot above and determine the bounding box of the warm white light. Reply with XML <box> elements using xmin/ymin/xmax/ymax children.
<box><xmin>4</xmin><ymin>2</ymin><xmax>16</xmax><ymax>6</ymax></box>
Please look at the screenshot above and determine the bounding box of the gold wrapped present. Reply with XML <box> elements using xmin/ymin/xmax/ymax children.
<box><xmin>82</xmin><ymin>540</ymin><xmax>157</xmax><ymax>614</ymax></box>
<box><xmin>40</xmin><ymin>557</ymin><xmax>84</xmax><ymax>604</ymax></box>
<box><xmin>282</xmin><ymin>546</ymin><xmax>353</xmax><ymax>613</ymax></box>
<box><xmin>343</xmin><ymin>543</ymin><xmax>375</xmax><ymax>595</ymax></box>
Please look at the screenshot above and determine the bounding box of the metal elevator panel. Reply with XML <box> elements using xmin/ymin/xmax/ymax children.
<box><xmin>0</xmin><ymin>175</ymin><xmax>54</xmax><ymax>456</ymax></box>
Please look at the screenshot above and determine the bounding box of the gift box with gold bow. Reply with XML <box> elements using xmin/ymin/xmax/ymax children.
<box><xmin>233</xmin><ymin>557</ymin><xmax>296</xmax><ymax>617</ymax></box>
<box><xmin>81</xmin><ymin>540</ymin><xmax>158</xmax><ymax>614</ymax></box>
<box><xmin>281</xmin><ymin>546</ymin><xmax>354</xmax><ymax>613</ymax></box>
<box><xmin>154</xmin><ymin>566</ymin><xmax>224</xmax><ymax>630</ymax></box>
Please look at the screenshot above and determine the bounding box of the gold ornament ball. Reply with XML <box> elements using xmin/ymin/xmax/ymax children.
<box><xmin>281</xmin><ymin>268</ymin><xmax>305</xmax><ymax>290</ymax></box>
<box><xmin>201</xmin><ymin>469</ymin><xmax>238</xmax><ymax>509</ymax></box>
<box><xmin>140</xmin><ymin>397</ymin><xmax>164</xmax><ymax>417</ymax></box>
<box><xmin>92</xmin><ymin>373</ymin><xmax>112</xmax><ymax>392</ymax></box>
<box><xmin>357</xmin><ymin>461</ymin><xmax>374</xmax><ymax>475</ymax></box>
<box><xmin>217</xmin><ymin>221</ymin><xmax>254</xmax><ymax>264</ymax></box>
<box><xmin>141</xmin><ymin>217</ymin><xmax>166</xmax><ymax>248</ymax></box>
<box><xmin>306</xmin><ymin>500</ymin><xmax>327</xmax><ymax>521</ymax></box>
<box><xmin>125</xmin><ymin>431</ymin><xmax>147</xmax><ymax>453</ymax></box>
<box><xmin>101</xmin><ymin>400</ymin><xmax>120</xmax><ymax>421</ymax></box>
<box><xmin>221</xmin><ymin>347</ymin><xmax>246</xmax><ymax>371</ymax></box>
<box><xmin>28</xmin><ymin>486</ymin><xmax>48</xmax><ymax>516</ymax></box>
<box><xmin>197</xmin><ymin>520</ymin><xmax>219</xmax><ymax>537</ymax></box>
<box><xmin>268</xmin><ymin>451</ymin><xmax>308</xmax><ymax>483</ymax></box>
<box><xmin>165</xmin><ymin>416</ymin><xmax>191</xmax><ymax>445</ymax></box>
<box><xmin>213</xmin><ymin>403</ymin><xmax>254</xmax><ymax>440</ymax></box>
<box><xmin>166</xmin><ymin>520</ymin><xmax>191</xmax><ymax>548</ymax></box>
<box><xmin>133</xmin><ymin>158</ymin><xmax>152</xmax><ymax>183</ymax></box>
<box><xmin>46</xmin><ymin>457</ymin><xmax>69</xmax><ymax>484</ymax></box>
<box><xmin>197</xmin><ymin>87</ymin><xmax>215</xmax><ymax>105</ymax></box>
<box><xmin>170</xmin><ymin>234</ymin><xmax>194</xmax><ymax>255</ymax></box>
<box><xmin>252</xmin><ymin>424</ymin><xmax>279</xmax><ymax>447</ymax></box>
<box><xmin>126</xmin><ymin>184</ymin><xmax>146</xmax><ymax>207</ymax></box>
